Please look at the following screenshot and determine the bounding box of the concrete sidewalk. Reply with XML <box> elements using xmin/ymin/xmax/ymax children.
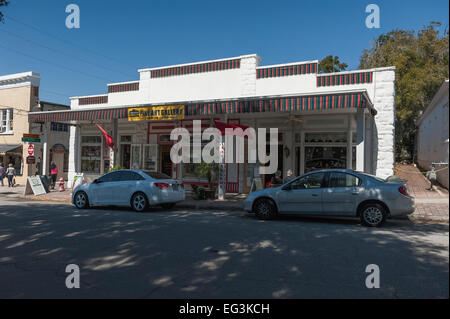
<box><xmin>0</xmin><ymin>185</ymin><xmax>245</xmax><ymax>211</ymax></box>
<box><xmin>395</xmin><ymin>164</ymin><xmax>449</xmax><ymax>222</ymax></box>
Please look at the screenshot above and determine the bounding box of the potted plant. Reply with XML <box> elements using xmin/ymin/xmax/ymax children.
<box><xmin>195</xmin><ymin>161</ymin><xmax>219</xmax><ymax>199</ymax></box>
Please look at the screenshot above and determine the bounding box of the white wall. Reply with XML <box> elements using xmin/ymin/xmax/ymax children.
<box><xmin>417</xmin><ymin>82</ymin><xmax>449</xmax><ymax>188</ymax></box>
<box><xmin>372</xmin><ymin>68</ymin><xmax>396</xmax><ymax>178</ymax></box>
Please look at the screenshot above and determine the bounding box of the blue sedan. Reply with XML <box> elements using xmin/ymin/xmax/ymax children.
<box><xmin>243</xmin><ymin>169</ymin><xmax>415</xmax><ymax>227</ymax></box>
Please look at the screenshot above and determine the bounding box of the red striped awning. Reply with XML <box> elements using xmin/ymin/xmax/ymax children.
<box><xmin>28</xmin><ymin>108</ymin><xmax>128</xmax><ymax>123</ymax></box>
<box><xmin>28</xmin><ymin>92</ymin><xmax>375</xmax><ymax>123</ymax></box>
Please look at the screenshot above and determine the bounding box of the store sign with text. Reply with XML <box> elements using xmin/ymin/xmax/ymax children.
<box><xmin>128</xmin><ymin>105</ymin><xmax>185</xmax><ymax>121</ymax></box>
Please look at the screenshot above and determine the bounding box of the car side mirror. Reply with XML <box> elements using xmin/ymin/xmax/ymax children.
<box><xmin>93</xmin><ymin>179</ymin><xmax>101</xmax><ymax>184</ymax></box>
<box><xmin>282</xmin><ymin>184</ymin><xmax>291</xmax><ymax>191</ymax></box>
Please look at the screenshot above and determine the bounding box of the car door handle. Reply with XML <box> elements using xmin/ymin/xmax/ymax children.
<box><xmin>312</xmin><ymin>194</ymin><xmax>319</xmax><ymax>197</ymax></box>
<box><xmin>352</xmin><ymin>192</ymin><xmax>359</xmax><ymax>195</ymax></box>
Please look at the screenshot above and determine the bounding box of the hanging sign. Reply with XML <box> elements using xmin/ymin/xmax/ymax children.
<box><xmin>26</xmin><ymin>156</ymin><xmax>36</xmax><ymax>164</ymax></box>
<box><xmin>128</xmin><ymin>105</ymin><xmax>185</xmax><ymax>121</ymax></box>
<box><xmin>52</xmin><ymin>144</ymin><xmax>65</xmax><ymax>153</ymax></box>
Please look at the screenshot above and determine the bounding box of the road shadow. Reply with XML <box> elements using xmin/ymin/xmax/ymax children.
<box><xmin>0</xmin><ymin>201</ymin><xmax>448</xmax><ymax>298</ymax></box>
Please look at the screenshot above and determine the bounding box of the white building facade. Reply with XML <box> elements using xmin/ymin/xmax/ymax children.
<box><xmin>416</xmin><ymin>80</ymin><xmax>449</xmax><ymax>189</ymax></box>
<box><xmin>28</xmin><ymin>54</ymin><xmax>396</xmax><ymax>192</ymax></box>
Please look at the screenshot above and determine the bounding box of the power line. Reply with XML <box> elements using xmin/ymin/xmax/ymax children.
<box><xmin>4</xmin><ymin>14</ymin><xmax>138</xmax><ymax>70</ymax></box>
<box><xmin>0</xmin><ymin>28</ymin><xmax>136</xmax><ymax>78</ymax></box>
<box><xmin>0</xmin><ymin>43</ymin><xmax>115</xmax><ymax>83</ymax></box>
<box><xmin>39</xmin><ymin>88</ymin><xmax>72</xmax><ymax>99</ymax></box>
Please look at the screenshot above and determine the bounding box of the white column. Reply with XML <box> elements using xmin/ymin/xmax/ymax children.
<box><xmin>218</xmin><ymin>136</ymin><xmax>226</xmax><ymax>200</ymax></box>
<box><xmin>356</xmin><ymin>110</ymin><xmax>365</xmax><ymax>171</ymax></box>
<box><xmin>67</xmin><ymin>125</ymin><xmax>80</xmax><ymax>188</ymax></box>
<box><xmin>364</xmin><ymin>115</ymin><xmax>373</xmax><ymax>174</ymax></box>
<box><xmin>373</xmin><ymin>68</ymin><xmax>395</xmax><ymax>178</ymax></box>
<box><xmin>286</xmin><ymin>118</ymin><xmax>295</xmax><ymax>177</ymax></box>
<box><xmin>112</xmin><ymin>119</ymin><xmax>118</xmax><ymax>166</ymax></box>
<box><xmin>347</xmin><ymin>115</ymin><xmax>353</xmax><ymax>169</ymax></box>
<box><xmin>300</xmin><ymin>131</ymin><xmax>305</xmax><ymax>174</ymax></box>
<box><xmin>42</xmin><ymin>123</ymin><xmax>48</xmax><ymax>175</ymax></box>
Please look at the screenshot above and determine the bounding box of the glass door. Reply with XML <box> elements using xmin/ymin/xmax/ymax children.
<box><xmin>130</xmin><ymin>144</ymin><xmax>142</xmax><ymax>169</ymax></box>
<box><xmin>142</xmin><ymin>144</ymin><xmax>158</xmax><ymax>171</ymax></box>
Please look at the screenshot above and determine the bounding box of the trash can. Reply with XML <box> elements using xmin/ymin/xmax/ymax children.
<box><xmin>39</xmin><ymin>175</ymin><xmax>50</xmax><ymax>193</ymax></box>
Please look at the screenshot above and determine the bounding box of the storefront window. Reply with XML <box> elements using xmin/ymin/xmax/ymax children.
<box><xmin>304</xmin><ymin>132</ymin><xmax>357</xmax><ymax>172</ymax></box>
<box><xmin>120</xmin><ymin>135</ymin><xmax>132</xmax><ymax>143</ymax></box>
<box><xmin>10</xmin><ymin>147</ymin><xmax>22</xmax><ymax>175</ymax></box>
<box><xmin>142</xmin><ymin>145</ymin><xmax>158</xmax><ymax>171</ymax></box>
<box><xmin>81</xmin><ymin>135</ymin><xmax>101</xmax><ymax>174</ymax></box>
<box><xmin>182</xmin><ymin>139</ymin><xmax>204</xmax><ymax>178</ymax></box>
<box><xmin>305</xmin><ymin>132</ymin><xmax>345</xmax><ymax>143</ymax></box>
<box><xmin>305</xmin><ymin>146</ymin><xmax>346</xmax><ymax>172</ymax></box>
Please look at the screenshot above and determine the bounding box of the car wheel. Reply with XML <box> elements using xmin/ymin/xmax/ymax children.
<box><xmin>74</xmin><ymin>191</ymin><xmax>89</xmax><ymax>209</ymax></box>
<box><xmin>360</xmin><ymin>203</ymin><xmax>387</xmax><ymax>227</ymax></box>
<box><xmin>161</xmin><ymin>203</ymin><xmax>175</xmax><ymax>210</ymax></box>
<box><xmin>131</xmin><ymin>192</ymin><xmax>148</xmax><ymax>212</ymax></box>
<box><xmin>253</xmin><ymin>198</ymin><xmax>277</xmax><ymax>220</ymax></box>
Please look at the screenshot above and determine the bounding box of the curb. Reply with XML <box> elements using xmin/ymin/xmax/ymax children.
<box><xmin>22</xmin><ymin>195</ymin><xmax>243</xmax><ymax>210</ymax></box>
<box><xmin>176</xmin><ymin>203</ymin><xmax>243</xmax><ymax>211</ymax></box>
<box><xmin>23</xmin><ymin>195</ymin><xmax>72</xmax><ymax>204</ymax></box>
<box><xmin>409</xmin><ymin>217</ymin><xmax>449</xmax><ymax>224</ymax></box>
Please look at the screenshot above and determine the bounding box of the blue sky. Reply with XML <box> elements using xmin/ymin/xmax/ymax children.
<box><xmin>0</xmin><ymin>0</ymin><xmax>448</xmax><ymax>105</ymax></box>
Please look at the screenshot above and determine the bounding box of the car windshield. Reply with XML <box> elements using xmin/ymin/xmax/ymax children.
<box><xmin>143</xmin><ymin>171</ymin><xmax>171</xmax><ymax>180</ymax></box>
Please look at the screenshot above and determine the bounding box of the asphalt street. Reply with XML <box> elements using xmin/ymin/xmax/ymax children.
<box><xmin>0</xmin><ymin>197</ymin><xmax>448</xmax><ymax>298</ymax></box>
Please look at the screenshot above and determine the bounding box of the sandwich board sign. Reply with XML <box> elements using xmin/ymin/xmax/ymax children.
<box><xmin>27</xmin><ymin>176</ymin><xmax>47</xmax><ymax>196</ymax></box>
<box><xmin>72</xmin><ymin>174</ymin><xmax>84</xmax><ymax>190</ymax></box>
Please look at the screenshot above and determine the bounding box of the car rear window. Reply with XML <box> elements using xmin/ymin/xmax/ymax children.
<box><xmin>143</xmin><ymin>171</ymin><xmax>171</xmax><ymax>180</ymax></box>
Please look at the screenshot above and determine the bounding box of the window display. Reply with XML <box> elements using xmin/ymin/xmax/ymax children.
<box><xmin>81</xmin><ymin>135</ymin><xmax>101</xmax><ymax>174</ymax></box>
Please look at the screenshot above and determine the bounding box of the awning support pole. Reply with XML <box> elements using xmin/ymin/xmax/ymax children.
<box><xmin>356</xmin><ymin>109</ymin><xmax>365</xmax><ymax>171</ymax></box>
<box><xmin>42</xmin><ymin>123</ymin><xmax>48</xmax><ymax>175</ymax></box>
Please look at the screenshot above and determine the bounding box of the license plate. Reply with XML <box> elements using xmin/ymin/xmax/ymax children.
<box><xmin>172</xmin><ymin>184</ymin><xmax>178</xmax><ymax>191</ymax></box>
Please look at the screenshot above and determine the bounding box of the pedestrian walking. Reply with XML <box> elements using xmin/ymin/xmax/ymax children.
<box><xmin>0</xmin><ymin>163</ymin><xmax>5</xmax><ymax>186</ymax></box>
<box><xmin>6</xmin><ymin>163</ymin><xmax>16</xmax><ymax>188</ymax></box>
<box><xmin>426</xmin><ymin>164</ymin><xmax>437</xmax><ymax>190</ymax></box>
<box><xmin>49</xmin><ymin>161</ymin><xmax>58</xmax><ymax>190</ymax></box>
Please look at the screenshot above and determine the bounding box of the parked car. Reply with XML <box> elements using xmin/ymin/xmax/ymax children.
<box><xmin>72</xmin><ymin>170</ymin><xmax>185</xmax><ymax>212</ymax></box>
<box><xmin>243</xmin><ymin>169</ymin><xmax>415</xmax><ymax>227</ymax></box>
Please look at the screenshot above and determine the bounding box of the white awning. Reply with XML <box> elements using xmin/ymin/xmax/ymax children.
<box><xmin>0</xmin><ymin>144</ymin><xmax>21</xmax><ymax>155</ymax></box>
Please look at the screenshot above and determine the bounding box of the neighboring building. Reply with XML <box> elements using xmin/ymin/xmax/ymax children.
<box><xmin>28</xmin><ymin>54</ymin><xmax>396</xmax><ymax>192</ymax></box>
<box><xmin>416</xmin><ymin>80</ymin><xmax>449</xmax><ymax>189</ymax></box>
<box><xmin>32</xmin><ymin>101</ymin><xmax>71</xmax><ymax>181</ymax></box>
<box><xmin>0</xmin><ymin>72</ymin><xmax>69</xmax><ymax>186</ymax></box>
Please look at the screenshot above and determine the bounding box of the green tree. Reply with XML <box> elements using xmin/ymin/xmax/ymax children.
<box><xmin>360</xmin><ymin>22</ymin><xmax>449</xmax><ymax>161</ymax></box>
<box><xmin>0</xmin><ymin>0</ymin><xmax>9</xmax><ymax>23</ymax></box>
<box><xmin>318</xmin><ymin>55</ymin><xmax>348</xmax><ymax>73</ymax></box>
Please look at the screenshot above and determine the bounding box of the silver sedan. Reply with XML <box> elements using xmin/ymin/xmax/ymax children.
<box><xmin>243</xmin><ymin>169</ymin><xmax>415</xmax><ymax>227</ymax></box>
<box><xmin>72</xmin><ymin>170</ymin><xmax>185</xmax><ymax>212</ymax></box>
